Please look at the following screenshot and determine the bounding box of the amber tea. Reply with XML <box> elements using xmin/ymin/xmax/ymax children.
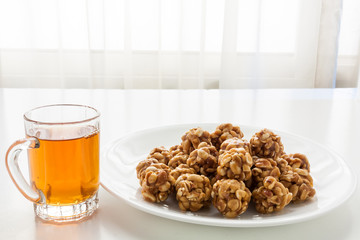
<box><xmin>6</xmin><ymin>104</ymin><xmax>100</xmax><ymax>222</ymax></box>
<box><xmin>28</xmin><ymin>129</ymin><xmax>99</xmax><ymax>205</ymax></box>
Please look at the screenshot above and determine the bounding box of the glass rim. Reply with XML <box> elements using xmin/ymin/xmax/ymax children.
<box><xmin>24</xmin><ymin>104</ymin><xmax>100</xmax><ymax>125</ymax></box>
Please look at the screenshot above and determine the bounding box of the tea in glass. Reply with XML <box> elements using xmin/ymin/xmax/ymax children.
<box><xmin>6</xmin><ymin>104</ymin><xmax>100</xmax><ymax>222</ymax></box>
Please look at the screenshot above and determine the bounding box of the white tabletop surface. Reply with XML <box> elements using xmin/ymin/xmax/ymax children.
<box><xmin>0</xmin><ymin>88</ymin><xmax>359</xmax><ymax>240</ymax></box>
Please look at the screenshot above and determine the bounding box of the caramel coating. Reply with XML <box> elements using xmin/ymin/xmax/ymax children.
<box><xmin>252</xmin><ymin>157</ymin><xmax>281</xmax><ymax>186</ymax></box>
<box><xmin>187</xmin><ymin>142</ymin><xmax>218</xmax><ymax>176</ymax></box>
<box><xmin>136</xmin><ymin>158</ymin><xmax>159</xmax><ymax>184</ymax></box>
<box><xmin>276</xmin><ymin>156</ymin><xmax>290</xmax><ymax>173</ymax></box>
<box><xmin>252</xmin><ymin>176</ymin><xmax>292</xmax><ymax>214</ymax></box>
<box><xmin>281</xmin><ymin>153</ymin><xmax>311</xmax><ymax>172</ymax></box>
<box><xmin>169</xmin><ymin>145</ymin><xmax>186</xmax><ymax>156</ymax></box>
<box><xmin>219</xmin><ymin>137</ymin><xmax>251</xmax><ymax>155</ymax></box>
<box><xmin>175</xmin><ymin>174</ymin><xmax>212</xmax><ymax>212</ymax></box>
<box><xmin>217</xmin><ymin>148</ymin><xmax>253</xmax><ymax>181</ymax></box>
<box><xmin>181</xmin><ymin>127</ymin><xmax>211</xmax><ymax>154</ymax></box>
<box><xmin>250</xmin><ymin>128</ymin><xmax>284</xmax><ymax>159</ymax></box>
<box><xmin>147</xmin><ymin>146</ymin><xmax>172</xmax><ymax>165</ymax></box>
<box><xmin>170</xmin><ymin>164</ymin><xmax>196</xmax><ymax>181</ymax></box>
<box><xmin>141</xmin><ymin>163</ymin><xmax>175</xmax><ymax>203</ymax></box>
<box><xmin>211</xmin><ymin>179</ymin><xmax>251</xmax><ymax>218</ymax></box>
<box><xmin>168</xmin><ymin>153</ymin><xmax>189</xmax><ymax>169</ymax></box>
<box><xmin>211</xmin><ymin>123</ymin><xmax>244</xmax><ymax>150</ymax></box>
<box><xmin>280</xmin><ymin>166</ymin><xmax>316</xmax><ymax>202</ymax></box>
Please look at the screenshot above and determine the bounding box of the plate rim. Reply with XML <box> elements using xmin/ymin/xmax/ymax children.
<box><xmin>100</xmin><ymin>123</ymin><xmax>358</xmax><ymax>227</ymax></box>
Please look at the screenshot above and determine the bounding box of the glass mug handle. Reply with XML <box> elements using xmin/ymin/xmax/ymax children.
<box><xmin>5</xmin><ymin>137</ymin><xmax>41</xmax><ymax>203</ymax></box>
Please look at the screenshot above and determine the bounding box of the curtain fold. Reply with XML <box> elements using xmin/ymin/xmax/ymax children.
<box><xmin>315</xmin><ymin>0</ymin><xmax>342</xmax><ymax>88</ymax></box>
<box><xmin>0</xmin><ymin>0</ymin><xmax>357</xmax><ymax>89</ymax></box>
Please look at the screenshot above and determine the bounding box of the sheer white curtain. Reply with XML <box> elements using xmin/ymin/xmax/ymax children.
<box><xmin>0</xmin><ymin>0</ymin><xmax>358</xmax><ymax>89</ymax></box>
<box><xmin>337</xmin><ymin>0</ymin><xmax>360</xmax><ymax>88</ymax></box>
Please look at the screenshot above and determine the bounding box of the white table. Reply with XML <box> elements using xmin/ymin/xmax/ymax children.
<box><xmin>0</xmin><ymin>88</ymin><xmax>359</xmax><ymax>240</ymax></box>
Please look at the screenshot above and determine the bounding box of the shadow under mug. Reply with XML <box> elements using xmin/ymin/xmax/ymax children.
<box><xmin>6</xmin><ymin>104</ymin><xmax>100</xmax><ymax>223</ymax></box>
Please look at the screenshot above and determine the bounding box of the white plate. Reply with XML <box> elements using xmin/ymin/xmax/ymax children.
<box><xmin>100</xmin><ymin>123</ymin><xmax>357</xmax><ymax>227</ymax></box>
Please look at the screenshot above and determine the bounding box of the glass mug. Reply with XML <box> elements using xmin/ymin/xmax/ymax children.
<box><xmin>6</xmin><ymin>104</ymin><xmax>100</xmax><ymax>223</ymax></box>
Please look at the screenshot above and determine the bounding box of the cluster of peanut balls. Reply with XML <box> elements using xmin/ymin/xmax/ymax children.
<box><xmin>136</xmin><ymin>123</ymin><xmax>316</xmax><ymax>218</ymax></box>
